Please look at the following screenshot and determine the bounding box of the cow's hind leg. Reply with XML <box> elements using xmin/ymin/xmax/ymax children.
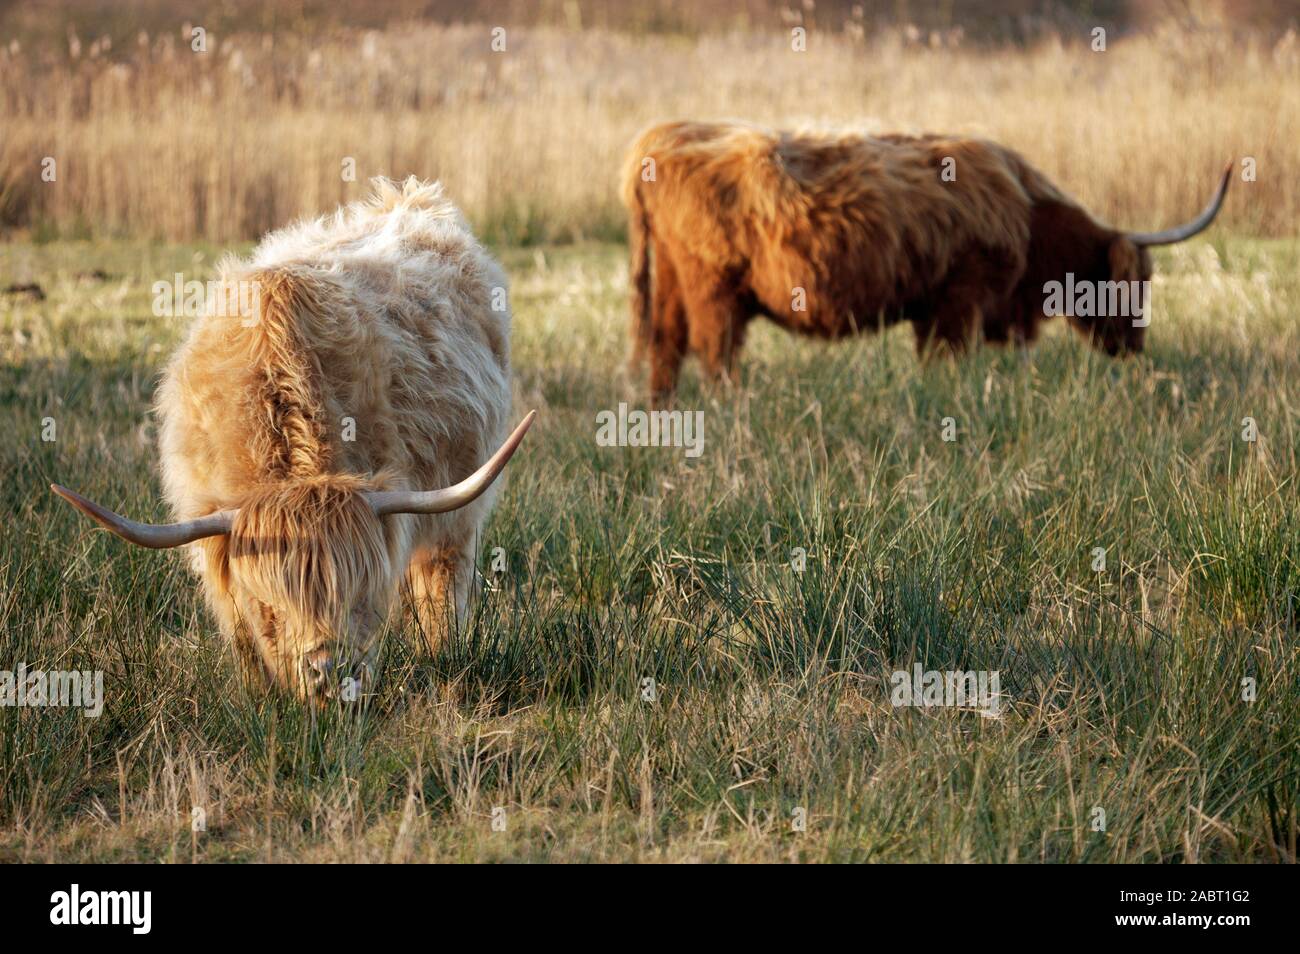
<box><xmin>648</xmin><ymin>250</ymin><xmax>688</xmax><ymax>405</ymax></box>
<box><xmin>406</xmin><ymin>545</ymin><xmax>474</xmax><ymax>654</ymax></box>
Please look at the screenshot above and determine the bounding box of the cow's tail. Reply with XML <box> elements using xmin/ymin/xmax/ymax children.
<box><xmin>623</xmin><ymin>163</ymin><xmax>653</xmax><ymax>374</ymax></box>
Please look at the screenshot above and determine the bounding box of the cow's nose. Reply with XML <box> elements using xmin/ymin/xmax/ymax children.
<box><xmin>302</xmin><ymin>648</ymin><xmax>335</xmax><ymax>691</ymax></box>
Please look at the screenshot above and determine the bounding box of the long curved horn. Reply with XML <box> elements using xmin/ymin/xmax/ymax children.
<box><xmin>50</xmin><ymin>484</ymin><xmax>236</xmax><ymax>548</ymax></box>
<box><xmin>1128</xmin><ymin>161</ymin><xmax>1233</xmax><ymax>247</ymax></box>
<box><xmin>363</xmin><ymin>410</ymin><xmax>537</xmax><ymax>517</ymax></box>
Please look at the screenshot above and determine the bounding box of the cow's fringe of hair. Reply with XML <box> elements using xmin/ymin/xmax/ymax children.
<box><xmin>226</xmin><ymin>474</ymin><xmax>394</xmax><ymax>636</ymax></box>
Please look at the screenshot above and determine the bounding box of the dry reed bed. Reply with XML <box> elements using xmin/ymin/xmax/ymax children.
<box><xmin>1</xmin><ymin>23</ymin><xmax>1297</xmax><ymax>244</ymax></box>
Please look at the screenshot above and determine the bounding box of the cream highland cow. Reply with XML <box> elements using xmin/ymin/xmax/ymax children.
<box><xmin>53</xmin><ymin>178</ymin><xmax>535</xmax><ymax>702</ymax></box>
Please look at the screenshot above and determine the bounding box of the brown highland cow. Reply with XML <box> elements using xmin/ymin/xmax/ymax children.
<box><xmin>623</xmin><ymin>121</ymin><xmax>1232</xmax><ymax>400</ymax></box>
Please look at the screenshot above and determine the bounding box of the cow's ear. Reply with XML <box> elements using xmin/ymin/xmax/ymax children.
<box><xmin>1108</xmin><ymin>236</ymin><xmax>1141</xmax><ymax>280</ymax></box>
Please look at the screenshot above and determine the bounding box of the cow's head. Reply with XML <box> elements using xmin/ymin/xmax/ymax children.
<box><xmin>51</xmin><ymin>411</ymin><xmax>535</xmax><ymax>703</ymax></box>
<box><xmin>1070</xmin><ymin>163</ymin><xmax>1232</xmax><ymax>357</ymax></box>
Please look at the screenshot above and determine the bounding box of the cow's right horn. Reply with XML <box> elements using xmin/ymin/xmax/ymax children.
<box><xmin>1128</xmin><ymin>161</ymin><xmax>1233</xmax><ymax>247</ymax></box>
<box><xmin>51</xmin><ymin>484</ymin><xmax>236</xmax><ymax>548</ymax></box>
<box><xmin>364</xmin><ymin>410</ymin><xmax>537</xmax><ymax>517</ymax></box>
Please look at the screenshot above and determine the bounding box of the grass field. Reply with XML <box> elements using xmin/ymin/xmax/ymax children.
<box><xmin>1</xmin><ymin>235</ymin><xmax>1296</xmax><ymax>862</ymax></box>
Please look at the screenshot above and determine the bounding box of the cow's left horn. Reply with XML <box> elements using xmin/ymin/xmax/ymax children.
<box><xmin>1128</xmin><ymin>161</ymin><xmax>1233</xmax><ymax>247</ymax></box>
<box><xmin>50</xmin><ymin>484</ymin><xmax>236</xmax><ymax>548</ymax></box>
<box><xmin>363</xmin><ymin>410</ymin><xmax>537</xmax><ymax>517</ymax></box>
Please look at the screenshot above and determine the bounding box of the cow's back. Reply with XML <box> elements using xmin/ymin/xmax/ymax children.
<box><xmin>627</xmin><ymin>121</ymin><xmax>1034</xmax><ymax>331</ymax></box>
<box><xmin>155</xmin><ymin>178</ymin><xmax>512</xmax><ymax>528</ymax></box>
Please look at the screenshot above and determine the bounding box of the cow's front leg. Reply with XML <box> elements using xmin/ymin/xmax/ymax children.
<box><xmin>681</xmin><ymin>283</ymin><xmax>746</xmax><ymax>389</ymax></box>
<box><xmin>405</xmin><ymin>545</ymin><xmax>473</xmax><ymax>654</ymax></box>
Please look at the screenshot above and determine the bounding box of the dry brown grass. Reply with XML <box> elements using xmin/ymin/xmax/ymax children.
<box><xmin>1</xmin><ymin>21</ymin><xmax>1297</xmax><ymax>244</ymax></box>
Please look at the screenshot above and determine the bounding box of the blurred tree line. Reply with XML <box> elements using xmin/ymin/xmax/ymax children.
<box><xmin>1</xmin><ymin>0</ymin><xmax>1298</xmax><ymax>52</ymax></box>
